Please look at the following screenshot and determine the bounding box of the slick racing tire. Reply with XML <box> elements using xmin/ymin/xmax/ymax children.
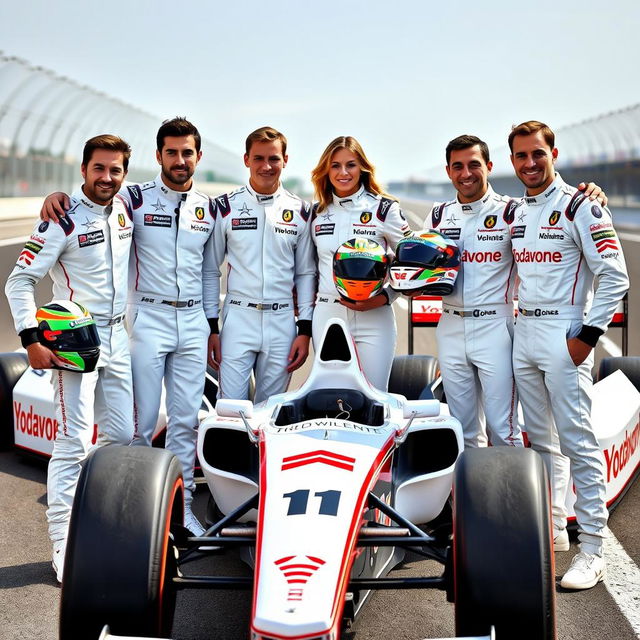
<box><xmin>0</xmin><ymin>352</ymin><xmax>29</xmax><ymax>450</ymax></box>
<box><xmin>453</xmin><ymin>447</ymin><xmax>554</xmax><ymax>640</ymax></box>
<box><xmin>597</xmin><ymin>356</ymin><xmax>640</xmax><ymax>391</ymax></box>
<box><xmin>388</xmin><ymin>354</ymin><xmax>440</xmax><ymax>400</ymax></box>
<box><xmin>60</xmin><ymin>446</ymin><xmax>183</xmax><ymax>640</ymax></box>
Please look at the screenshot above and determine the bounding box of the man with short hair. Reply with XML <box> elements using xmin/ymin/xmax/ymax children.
<box><xmin>41</xmin><ymin>117</ymin><xmax>217</xmax><ymax>537</ymax></box>
<box><xmin>208</xmin><ymin>126</ymin><xmax>315</xmax><ymax>402</ymax></box>
<box><xmin>6</xmin><ymin>134</ymin><xmax>134</xmax><ymax>582</ymax></box>
<box><xmin>424</xmin><ymin>135</ymin><xmax>523</xmax><ymax>450</ymax></box>
<box><xmin>508</xmin><ymin>120</ymin><xmax>629</xmax><ymax>589</ymax></box>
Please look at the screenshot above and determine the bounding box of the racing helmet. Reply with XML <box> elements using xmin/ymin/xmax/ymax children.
<box><xmin>389</xmin><ymin>231</ymin><xmax>461</xmax><ymax>295</ymax></box>
<box><xmin>333</xmin><ymin>238</ymin><xmax>389</xmax><ymax>301</ymax></box>
<box><xmin>36</xmin><ymin>300</ymin><xmax>101</xmax><ymax>373</ymax></box>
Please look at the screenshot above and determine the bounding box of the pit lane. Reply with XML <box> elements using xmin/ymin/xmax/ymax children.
<box><xmin>1</xmin><ymin>204</ymin><xmax>639</xmax><ymax>640</ymax></box>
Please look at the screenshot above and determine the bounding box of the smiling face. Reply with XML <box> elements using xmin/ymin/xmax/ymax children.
<box><xmin>81</xmin><ymin>149</ymin><xmax>127</xmax><ymax>205</ymax></box>
<box><xmin>244</xmin><ymin>139</ymin><xmax>287</xmax><ymax>195</ymax></box>
<box><xmin>510</xmin><ymin>130</ymin><xmax>558</xmax><ymax>195</ymax></box>
<box><xmin>157</xmin><ymin>134</ymin><xmax>201</xmax><ymax>191</ymax></box>
<box><xmin>446</xmin><ymin>145</ymin><xmax>492</xmax><ymax>203</ymax></box>
<box><xmin>328</xmin><ymin>148</ymin><xmax>362</xmax><ymax>197</ymax></box>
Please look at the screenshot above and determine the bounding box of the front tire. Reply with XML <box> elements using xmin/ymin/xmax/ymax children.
<box><xmin>60</xmin><ymin>446</ymin><xmax>183</xmax><ymax>639</ymax></box>
<box><xmin>453</xmin><ymin>447</ymin><xmax>554</xmax><ymax>640</ymax></box>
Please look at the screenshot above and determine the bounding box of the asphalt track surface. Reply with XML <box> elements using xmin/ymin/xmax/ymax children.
<box><xmin>1</xmin><ymin>203</ymin><xmax>639</xmax><ymax>640</ymax></box>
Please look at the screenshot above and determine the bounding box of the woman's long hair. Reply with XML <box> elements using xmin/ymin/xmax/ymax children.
<box><xmin>311</xmin><ymin>136</ymin><xmax>395</xmax><ymax>212</ymax></box>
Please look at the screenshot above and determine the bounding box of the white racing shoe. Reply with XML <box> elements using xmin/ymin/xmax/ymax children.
<box><xmin>52</xmin><ymin>539</ymin><xmax>66</xmax><ymax>584</ymax></box>
<box><xmin>560</xmin><ymin>551</ymin><xmax>605</xmax><ymax>590</ymax></box>
<box><xmin>553</xmin><ymin>528</ymin><xmax>570</xmax><ymax>552</ymax></box>
<box><xmin>184</xmin><ymin>505</ymin><xmax>220</xmax><ymax>551</ymax></box>
<box><xmin>184</xmin><ymin>506</ymin><xmax>206</xmax><ymax>537</ymax></box>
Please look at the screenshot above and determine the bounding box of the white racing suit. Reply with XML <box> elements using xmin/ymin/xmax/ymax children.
<box><xmin>124</xmin><ymin>176</ymin><xmax>216</xmax><ymax>510</ymax></box>
<box><xmin>508</xmin><ymin>174</ymin><xmax>629</xmax><ymax>554</ymax></box>
<box><xmin>426</xmin><ymin>186</ymin><xmax>522</xmax><ymax>448</ymax></box>
<box><xmin>5</xmin><ymin>190</ymin><xmax>134</xmax><ymax>544</ymax></box>
<box><xmin>211</xmin><ymin>184</ymin><xmax>315</xmax><ymax>403</ymax></box>
<box><xmin>312</xmin><ymin>185</ymin><xmax>412</xmax><ymax>390</ymax></box>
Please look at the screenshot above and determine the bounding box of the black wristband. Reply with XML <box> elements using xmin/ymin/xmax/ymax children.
<box><xmin>208</xmin><ymin>318</ymin><xmax>219</xmax><ymax>334</ymax></box>
<box><xmin>19</xmin><ymin>327</ymin><xmax>40</xmax><ymax>348</ymax></box>
<box><xmin>296</xmin><ymin>319</ymin><xmax>312</xmax><ymax>337</ymax></box>
<box><xmin>576</xmin><ymin>324</ymin><xmax>604</xmax><ymax>348</ymax></box>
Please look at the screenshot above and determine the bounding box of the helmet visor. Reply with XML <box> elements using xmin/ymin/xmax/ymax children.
<box><xmin>39</xmin><ymin>321</ymin><xmax>101</xmax><ymax>351</ymax></box>
<box><xmin>333</xmin><ymin>257</ymin><xmax>388</xmax><ymax>281</ymax></box>
<box><xmin>395</xmin><ymin>240</ymin><xmax>459</xmax><ymax>269</ymax></box>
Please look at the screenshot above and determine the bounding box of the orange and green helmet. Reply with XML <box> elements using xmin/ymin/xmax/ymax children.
<box><xmin>332</xmin><ymin>238</ymin><xmax>389</xmax><ymax>301</ymax></box>
<box><xmin>36</xmin><ymin>300</ymin><xmax>101</xmax><ymax>373</ymax></box>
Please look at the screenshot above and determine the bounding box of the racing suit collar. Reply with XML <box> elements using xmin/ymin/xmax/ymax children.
<box><xmin>245</xmin><ymin>183</ymin><xmax>283</xmax><ymax>204</ymax></box>
<box><xmin>332</xmin><ymin>183</ymin><xmax>366</xmax><ymax>207</ymax></box>
<box><xmin>523</xmin><ymin>173</ymin><xmax>562</xmax><ymax>206</ymax></box>
<box><xmin>456</xmin><ymin>185</ymin><xmax>496</xmax><ymax>213</ymax></box>
<box><xmin>72</xmin><ymin>189</ymin><xmax>114</xmax><ymax>215</ymax></box>
<box><xmin>156</xmin><ymin>173</ymin><xmax>194</xmax><ymax>201</ymax></box>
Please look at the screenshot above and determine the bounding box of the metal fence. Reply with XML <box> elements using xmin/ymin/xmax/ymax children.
<box><xmin>0</xmin><ymin>53</ymin><xmax>245</xmax><ymax>196</ymax></box>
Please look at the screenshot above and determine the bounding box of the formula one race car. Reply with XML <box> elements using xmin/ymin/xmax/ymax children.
<box><xmin>57</xmin><ymin>319</ymin><xmax>556</xmax><ymax>640</ymax></box>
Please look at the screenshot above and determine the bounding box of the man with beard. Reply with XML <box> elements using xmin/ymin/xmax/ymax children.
<box><xmin>508</xmin><ymin>120</ymin><xmax>628</xmax><ymax>589</ymax></box>
<box><xmin>41</xmin><ymin>118</ymin><xmax>217</xmax><ymax>536</ymax></box>
<box><xmin>7</xmin><ymin>135</ymin><xmax>134</xmax><ymax>582</ymax></box>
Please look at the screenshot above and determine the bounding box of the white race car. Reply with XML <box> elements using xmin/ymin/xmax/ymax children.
<box><xmin>57</xmin><ymin>319</ymin><xmax>556</xmax><ymax>640</ymax></box>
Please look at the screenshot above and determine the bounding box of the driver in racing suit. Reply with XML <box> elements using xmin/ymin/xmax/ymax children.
<box><xmin>40</xmin><ymin>118</ymin><xmax>217</xmax><ymax>537</ymax></box>
<box><xmin>208</xmin><ymin>127</ymin><xmax>315</xmax><ymax>403</ymax></box>
<box><xmin>424</xmin><ymin>135</ymin><xmax>522</xmax><ymax>450</ymax></box>
<box><xmin>425</xmin><ymin>135</ymin><xmax>606</xmax><ymax>452</ymax></box>
<box><xmin>508</xmin><ymin>120</ymin><xmax>629</xmax><ymax>590</ymax></box>
<box><xmin>5</xmin><ymin>135</ymin><xmax>134</xmax><ymax>583</ymax></box>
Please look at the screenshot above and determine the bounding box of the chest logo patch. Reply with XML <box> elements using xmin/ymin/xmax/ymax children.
<box><xmin>195</xmin><ymin>207</ymin><xmax>205</xmax><ymax>220</ymax></box>
<box><xmin>360</xmin><ymin>211</ymin><xmax>372</xmax><ymax>224</ymax></box>
<box><xmin>283</xmin><ymin>209</ymin><xmax>294</xmax><ymax>223</ymax></box>
<box><xmin>118</xmin><ymin>213</ymin><xmax>126</xmax><ymax>227</ymax></box>
<box><xmin>549</xmin><ymin>210</ymin><xmax>560</xmax><ymax>226</ymax></box>
<box><xmin>442</xmin><ymin>228</ymin><xmax>461</xmax><ymax>240</ymax></box>
<box><xmin>232</xmin><ymin>218</ymin><xmax>258</xmax><ymax>230</ymax></box>
<box><xmin>78</xmin><ymin>230</ymin><xmax>105</xmax><ymax>248</ymax></box>
<box><xmin>484</xmin><ymin>215</ymin><xmax>497</xmax><ymax>229</ymax></box>
<box><xmin>144</xmin><ymin>214</ymin><xmax>172</xmax><ymax>228</ymax></box>
<box><xmin>315</xmin><ymin>223</ymin><xmax>335</xmax><ymax>236</ymax></box>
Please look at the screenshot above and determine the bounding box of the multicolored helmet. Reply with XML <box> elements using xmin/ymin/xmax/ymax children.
<box><xmin>333</xmin><ymin>238</ymin><xmax>389</xmax><ymax>301</ymax></box>
<box><xmin>36</xmin><ymin>300</ymin><xmax>101</xmax><ymax>373</ymax></box>
<box><xmin>389</xmin><ymin>231</ymin><xmax>461</xmax><ymax>295</ymax></box>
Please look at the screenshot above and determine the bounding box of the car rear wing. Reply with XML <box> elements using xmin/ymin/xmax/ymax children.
<box><xmin>407</xmin><ymin>294</ymin><xmax>629</xmax><ymax>356</ymax></box>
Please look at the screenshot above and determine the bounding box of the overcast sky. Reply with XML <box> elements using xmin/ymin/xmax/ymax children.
<box><xmin>1</xmin><ymin>0</ymin><xmax>638</xmax><ymax>187</ymax></box>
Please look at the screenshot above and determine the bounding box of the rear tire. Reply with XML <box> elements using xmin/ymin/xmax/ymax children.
<box><xmin>60</xmin><ymin>446</ymin><xmax>183</xmax><ymax>639</ymax></box>
<box><xmin>0</xmin><ymin>352</ymin><xmax>29</xmax><ymax>450</ymax></box>
<box><xmin>453</xmin><ymin>447</ymin><xmax>554</xmax><ymax>640</ymax></box>
<box><xmin>597</xmin><ymin>356</ymin><xmax>640</xmax><ymax>391</ymax></box>
<box><xmin>388</xmin><ymin>354</ymin><xmax>440</xmax><ymax>400</ymax></box>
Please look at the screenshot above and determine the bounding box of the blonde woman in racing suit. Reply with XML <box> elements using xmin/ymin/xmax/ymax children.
<box><xmin>310</xmin><ymin>136</ymin><xmax>413</xmax><ymax>390</ymax></box>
